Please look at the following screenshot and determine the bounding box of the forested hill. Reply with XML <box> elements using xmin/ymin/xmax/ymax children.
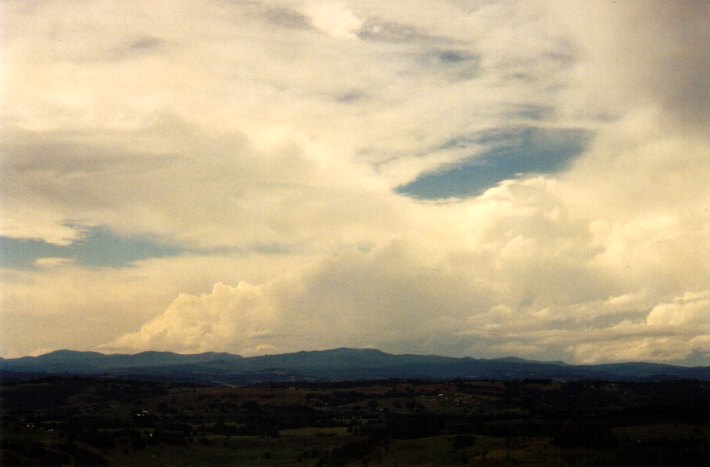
<box><xmin>2</xmin><ymin>348</ymin><xmax>709</xmax><ymax>384</ymax></box>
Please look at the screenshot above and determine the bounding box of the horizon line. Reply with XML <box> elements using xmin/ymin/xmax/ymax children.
<box><xmin>3</xmin><ymin>346</ymin><xmax>706</xmax><ymax>368</ymax></box>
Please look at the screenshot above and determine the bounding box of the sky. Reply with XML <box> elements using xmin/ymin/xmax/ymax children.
<box><xmin>1</xmin><ymin>0</ymin><xmax>709</xmax><ymax>364</ymax></box>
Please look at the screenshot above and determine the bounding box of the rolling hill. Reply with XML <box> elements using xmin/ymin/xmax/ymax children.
<box><xmin>1</xmin><ymin>348</ymin><xmax>708</xmax><ymax>385</ymax></box>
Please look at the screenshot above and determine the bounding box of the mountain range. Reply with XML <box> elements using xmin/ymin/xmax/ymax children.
<box><xmin>2</xmin><ymin>348</ymin><xmax>709</xmax><ymax>385</ymax></box>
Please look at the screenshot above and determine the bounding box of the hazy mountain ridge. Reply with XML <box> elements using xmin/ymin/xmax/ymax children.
<box><xmin>2</xmin><ymin>348</ymin><xmax>709</xmax><ymax>384</ymax></box>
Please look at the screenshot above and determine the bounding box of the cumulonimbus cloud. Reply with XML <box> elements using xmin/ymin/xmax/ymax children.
<box><xmin>2</xmin><ymin>1</ymin><xmax>709</xmax><ymax>363</ymax></box>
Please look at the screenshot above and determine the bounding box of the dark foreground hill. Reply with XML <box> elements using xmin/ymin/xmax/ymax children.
<box><xmin>2</xmin><ymin>348</ymin><xmax>709</xmax><ymax>384</ymax></box>
<box><xmin>1</xmin><ymin>377</ymin><xmax>709</xmax><ymax>465</ymax></box>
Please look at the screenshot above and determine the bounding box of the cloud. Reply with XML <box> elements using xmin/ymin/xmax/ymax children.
<box><xmin>102</xmin><ymin>163</ymin><xmax>710</xmax><ymax>361</ymax></box>
<box><xmin>7</xmin><ymin>106</ymin><xmax>708</xmax><ymax>362</ymax></box>
<box><xmin>34</xmin><ymin>257</ymin><xmax>75</xmax><ymax>268</ymax></box>
<box><xmin>548</xmin><ymin>0</ymin><xmax>710</xmax><ymax>130</ymax></box>
<box><xmin>304</xmin><ymin>1</ymin><xmax>363</xmax><ymax>40</ymax></box>
<box><xmin>0</xmin><ymin>251</ymin><xmax>313</xmax><ymax>356</ymax></box>
<box><xmin>104</xmin><ymin>282</ymin><xmax>278</xmax><ymax>355</ymax></box>
<box><xmin>576</xmin><ymin>291</ymin><xmax>710</xmax><ymax>363</ymax></box>
<box><xmin>572</xmin><ymin>333</ymin><xmax>710</xmax><ymax>365</ymax></box>
<box><xmin>101</xmin><ymin>240</ymin><xmax>489</xmax><ymax>355</ymax></box>
<box><xmin>646</xmin><ymin>291</ymin><xmax>710</xmax><ymax>327</ymax></box>
<box><xmin>2</xmin><ymin>1</ymin><xmax>709</xmax><ymax>364</ymax></box>
<box><xmin>1</xmin><ymin>118</ymin><xmax>407</xmax><ymax>250</ymax></box>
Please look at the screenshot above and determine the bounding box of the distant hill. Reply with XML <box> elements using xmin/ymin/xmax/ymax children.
<box><xmin>1</xmin><ymin>348</ymin><xmax>709</xmax><ymax>385</ymax></box>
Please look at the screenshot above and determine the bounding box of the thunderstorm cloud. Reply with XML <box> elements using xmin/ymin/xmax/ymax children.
<box><xmin>1</xmin><ymin>0</ymin><xmax>708</xmax><ymax>364</ymax></box>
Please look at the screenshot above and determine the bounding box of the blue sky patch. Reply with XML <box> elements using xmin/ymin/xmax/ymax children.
<box><xmin>396</xmin><ymin>127</ymin><xmax>590</xmax><ymax>200</ymax></box>
<box><xmin>0</xmin><ymin>228</ymin><xmax>182</xmax><ymax>269</ymax></box>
